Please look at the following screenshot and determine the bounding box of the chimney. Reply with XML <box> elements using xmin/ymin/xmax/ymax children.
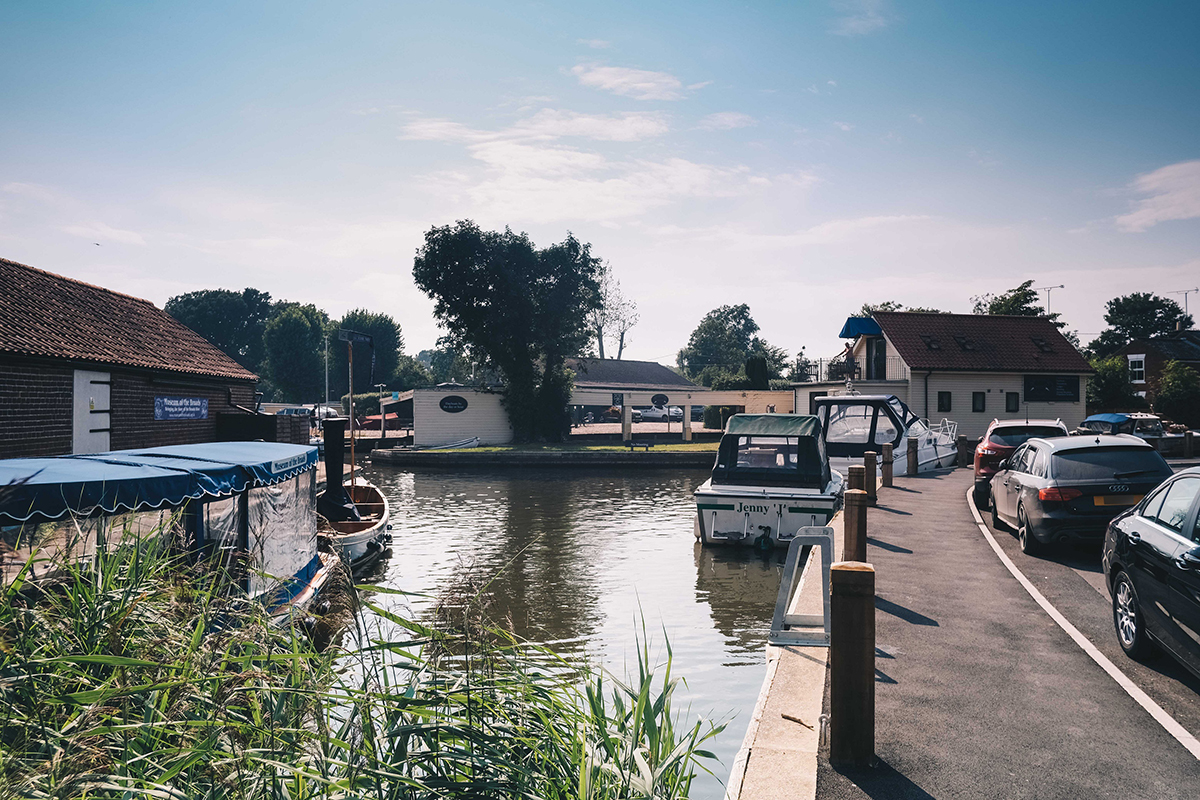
<box><xmin>317</xmin><ymin>418</ymin><xmax>361</xmax><ymax>522</ymax></box>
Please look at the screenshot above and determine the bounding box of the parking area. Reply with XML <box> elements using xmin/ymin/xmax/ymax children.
<box><xmin>817</xmin><ymin>468</ymin><xmax>1200</xmax><ymax>799</ymax></box>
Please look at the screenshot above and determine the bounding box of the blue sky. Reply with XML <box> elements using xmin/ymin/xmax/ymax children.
<box><xmin>3</xmin><ymin>1</ymin><xmax>1198</xmax><ymax>364</ymax></box>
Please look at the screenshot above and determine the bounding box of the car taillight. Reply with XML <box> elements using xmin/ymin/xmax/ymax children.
<box><xmin>977</xmin><ymin>447</ymin><xmax>998</xmax><ymax>456</ymax></box>
<box><xmin>1039</xmin><ymin>487</ymin><xmax>1082</xmax><ymax>502</ymax></box>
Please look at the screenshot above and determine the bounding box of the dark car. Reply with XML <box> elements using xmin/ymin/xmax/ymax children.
<box><xmin>1103</xmin><ymin>468</ymin><xmax>1200</xmax><ymax>678</ymax></box>
<box><xmin>989</xmin><ymin>434</ymin><xmax>1174</xmax><ymax>555</ymax></box>
<box><xmin>973</xmin><ymin>419</ymin><xmax>1068</xmax><ymax>508</ymax></box>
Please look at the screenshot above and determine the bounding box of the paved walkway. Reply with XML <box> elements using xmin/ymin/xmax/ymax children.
<box><xmin>817</xmin><ymin>469</ymin><xmax>1200</xmax><ymax>799</ymax></box>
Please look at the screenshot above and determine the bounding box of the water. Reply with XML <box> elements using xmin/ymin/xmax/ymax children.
<box><xmin>358</xmin><ymin>464</ymin><xmax>787</xmax><ymax>800</ymax></box>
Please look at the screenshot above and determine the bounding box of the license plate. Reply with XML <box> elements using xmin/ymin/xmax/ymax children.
<box><xmin>1094</xmin><ymin>495</ymin><xmax>1142</xmax><ymax>506</ymax></box>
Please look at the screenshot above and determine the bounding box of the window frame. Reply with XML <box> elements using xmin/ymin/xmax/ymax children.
<box><xmin>1148</xmin><ymin>477</ymin><xmax>1200</xmax><ymax>534</ymax></box>
<box><xmin>972</xmin><ymin>391</ymin><xmax>986</xmax><ymax>413</ymax></box>
<box><xmin>936</xmin><ymin>391</ymin><xmax>952</xmax><ymax>413</ymax></box>
<box><xmin>1127</xmin><ymin>354</ymin><xmax>1146</xmax><ymax>385</ymax></box>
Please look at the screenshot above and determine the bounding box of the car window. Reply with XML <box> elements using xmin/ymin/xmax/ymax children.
<box><xmin>1141</xmin><ymin>485</ymin><xmax>1169</xmax><ymax>520</ymax></box>
<box><xmin>1029</xmin><ymin>448</ymin><xmax>1049</xmax><ymax>478</ymax></box>
<box><xmin>1050</xmin><ymin>447</ymin><xmax>1172</xmax><ymax>482</ymax></box>
<box><xmin>1151</xmin><ymin>478</ymin><xmax>1200</xmax><ymax>533</ymax></box>
<box><xmin>988</xmin><ymin>426</ymin><xmax>1066</xmax><ymax>447</ymax></box>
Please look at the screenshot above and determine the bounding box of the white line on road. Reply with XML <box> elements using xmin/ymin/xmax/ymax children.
<box><xmin>966</xmin><ymin>487</ymin><xmax>1200</xmax><ymax>760</ymax></box>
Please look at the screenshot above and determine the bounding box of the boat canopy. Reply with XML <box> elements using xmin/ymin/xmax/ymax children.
<box><xmin>1084</xmin><ymin>413</ymin><xmax>1131</xmax><ymax>425</ymax></box>
<box><xmin>725</xmin><ymin>414</ymin><xmax>822</xmax><ymax>438</ymax></box>
<box><xmin>0</xmin><ymin>442</ymin><xmax>318</xmax><ymax>525</ymax></box>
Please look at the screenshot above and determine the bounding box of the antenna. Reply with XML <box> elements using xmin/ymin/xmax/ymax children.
<box><xmin>1031</xmin><ymin>284</ymin><xmax>1065</xmax><ymax>315</ymax></box>
<box><xmin>1168</xmin><ymin>288</ymin><xmax>1199</xmax><ymax>317</ymax></box>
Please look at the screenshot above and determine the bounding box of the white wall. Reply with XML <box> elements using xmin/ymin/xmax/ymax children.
<box><xmin>414</xmin><ymin>388</ymin><xmax>513</xmax><ymax>446</ymax></box>
<box><xmin>913</xmin><ymin>372</ymin><xmax>1089</xmax><ymax>440</ymax></box>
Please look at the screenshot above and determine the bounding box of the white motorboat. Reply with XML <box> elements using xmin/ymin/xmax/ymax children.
<box><xmin>813</xmin><ymin>394</ymin><xmax>957</xmax><ymax>476</ymax></box>
<box><xmin>694</xmin><ymin>414</ymin><xmax>844</xmax><ymax>549</ymax></box>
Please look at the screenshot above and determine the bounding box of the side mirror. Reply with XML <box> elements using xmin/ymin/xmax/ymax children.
<box><xmin>997</xmin><ymin>459</ymin><xmax>1009</xmax><ymax>471</ymax></box>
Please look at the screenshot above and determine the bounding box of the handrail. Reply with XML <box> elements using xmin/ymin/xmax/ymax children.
<box><xmin>768</xmin><ymin>526</ymin><xmax>835</xmax><ymax>647</ymax></box>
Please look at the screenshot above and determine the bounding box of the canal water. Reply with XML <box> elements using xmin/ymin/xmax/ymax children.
<box><xmin>358</xmin><ymin>463</ymin><xmax>786</xmax><ymax>799</ymax></box>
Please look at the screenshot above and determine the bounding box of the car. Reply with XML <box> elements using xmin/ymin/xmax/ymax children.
<box><xmin>691</xmin><ymin>404</ymin><xmax>706</xmax><ymax>422</ymax></box>
<box><xmin>989</xmin><ymin>434</ymin><xmax>1174</xmax><ymax>555</ymax></box>
<box><xmin>1103</xmin><ymin>467</ymin><xmax>1200</xmax><ymax>678</ymax></box>
<box><xmin>637</xmin><ymin>405</ymin><xmax>683</xmax><ymax>422</ymax></box>
<box><xmin>599</xmin><ymin>405</ymin><xmax>641</xmax><ymax>423</ymax></box>
<box><xmin>973</xmin><ymin>419</ymin><xmax>1069</xmax><ymax>508</ymax></box>
<box><xmin>275</xmin><ymin>407</ymin><xmax>313</xmax><ymax>416</ymax></box>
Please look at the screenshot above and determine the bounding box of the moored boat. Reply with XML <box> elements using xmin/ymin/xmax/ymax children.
<box><xmin>0</xmin><ymin>442</ymin><xmax>334</xmax><ymax>621</ymax></box>
<box><xmin>813</xmin><ymin>394</ymin><xmax>957</xmax><ymax>476</ymax></box>
<box><xmin>316</xmin><ymin>417</ymin><xmax>391</xmax><ymax>574</ymax></box>
<box><xmin>694</xmin><ymin>414</ymin><xmax>844</xmax><ymax>549</ymax></box>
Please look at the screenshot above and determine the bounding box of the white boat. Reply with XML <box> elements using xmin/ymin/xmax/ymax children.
<box><xmin>813</xmin><ymin>394</ymin><xmax>957</xmax><ymax>476</ymax></box>
<box><xmin>317</xmin><ymin>417</ymin><xmax>391</xmax><ymax>574</ymax></box>
<box><xmin>694</xmin><ymin>414</ymin><xmax>845</xmax><ymax>549</ymax></box>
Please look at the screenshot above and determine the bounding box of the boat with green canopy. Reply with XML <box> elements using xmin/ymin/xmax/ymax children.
<box><xmin>693</xmin><ymin>414</ymin><xmax>844</xmax><ymax>549</ymax></box>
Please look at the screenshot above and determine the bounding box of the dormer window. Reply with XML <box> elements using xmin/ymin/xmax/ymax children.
<box><xmin>919</xmin><ymin>335</ymin><xmax>941</xmax><ymax>350</ymax></box>
<box><xmin>952</xmin><ymin>335</ymin><xmax>976</xmax><ymax>351</ymax></box>
<box><xmin>1031</xmin><ymin>337</ymin><xmax>1054</xmax><ymax>353</ymax></box>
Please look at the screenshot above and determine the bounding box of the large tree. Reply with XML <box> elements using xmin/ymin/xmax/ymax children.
<box><xmin>1086</xmin><ymin>356</ymin><xmax>1142</xmax><ymax>411</ymax></box>
<box><xmin>165</xmin><ymin>288</ymin><xmax>273</xmax><ymax>373</ymax></box>
<box><xmin>588</xmin><ymin>261</ymin><xmax>639</xmax><ymax>359</ymax></box>
<box><xmin>677</xmin><ymin>304</ymin><xmax>787</xmax><ymax>387</ymax></box>
<box><xmin>1086</xmin><ymin>293</ymin><xmax>1194</xmax><ymax>359</ymax></box>
<box><xmin>412</xmin><ymin>221</ymin><xmax>602</xmax><ymax>442</ymax></box>
<box><xmin>1155</xmin><ymin>360</ymin><xmax>1200</xmax><ymax>428</ymax></box>
<box><xmin>971</xmin><ymin>280</ymin><xmax>1080</xmax><ymax>347</ymax></box>
<box><xmin>329</xmin><ymin>309</ymin><xmax>405</xmax><ymax>397</ymax></box>
<box><xmin>262</xmin><ymin>304</ymin><xmax>328</xmax><ymax>402</ymax></box>
<box><xmin>417</xmin><ymin>341</ymin><xmax>476</xmax><ymax>384</ymax></box>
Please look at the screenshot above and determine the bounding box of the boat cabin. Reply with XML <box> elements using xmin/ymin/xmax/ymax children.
<box><xmin>0</xmin><ymin>442</ymin><xmax>327</xmax><ymax>612</ymax></box>
<box><xmin>813</xmin><ymin>395</ymin><xmax>922</xmax><ymax>460</ymax></box>
<box><xmin>712</xmin><ymin>414</ymin><xmax>830</xmax><ymax>489</ymax></box>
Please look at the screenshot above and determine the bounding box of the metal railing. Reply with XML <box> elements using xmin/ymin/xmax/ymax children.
<box><xmin>796</xmin><ymin>356</ymin><xmax>907</xmax><ymax>383</ymax></box>
<box><xmin>768</xmin><ymin>526</ymin><xmax>835</xmax><ymax>647</ymax></box>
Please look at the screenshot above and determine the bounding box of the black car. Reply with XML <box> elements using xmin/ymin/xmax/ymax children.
<box><xmin>1103</xmin><ymin>468</ymin><xmax>1200</xmax><ymax>678</ymax></box>
<box><xmin>989</xmin><ymin>434</ymin><xmax>1173</xmax><ymax>555</ymax></box>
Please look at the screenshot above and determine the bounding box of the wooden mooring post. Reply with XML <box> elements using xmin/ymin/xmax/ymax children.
<box><xmin>1186</xmin><ymin>431</ymin><xmax>1195</xmax><ymax>459</ymax></box>
<box><xmin>863</xmin><ymin>451</ymin><xmax>878</xmax><ymax>506</ymax></box>
<box><xmin>906</xmin><ymin>436</ymin><xmax>918</xmax><ymax>475</ymax></box>
<box><xmin>843</xmin><ymin>489</ymin><xmax>868</xmax><ymax>562</ymax></box>
<box><xmin>881</xmin><ymin>443</ymin><xmax>893</xmax><ymax>487</ymax></box>
<box><xmin>848</xmin><ymin>464</ymin><xmax>865</xmax><ymax>493</ymax></box>
<box><xmin>830</xmin><ymin>561</ymin><xmax>876</xmax><ymax>769</ymax></box>
<box><xmin>956</xmin><ymin>434</ymin><xmax>971</xmax><ymax>468</ymax></box>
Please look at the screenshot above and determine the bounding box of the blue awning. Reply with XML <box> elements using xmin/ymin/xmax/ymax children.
<box><xmin>0</xmin><ymin>442</ymin><xmax>318</xmax><ymax>525</ymax></box>
<box><xmin>838</xmin><ymin>317</ymin><xmax>882</xmax><ymax>338</ymax></box>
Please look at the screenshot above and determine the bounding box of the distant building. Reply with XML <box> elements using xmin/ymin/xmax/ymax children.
<box><xmin>564</xmin><ymin>357</ymin><xmax>697</xmax><ymax>393</ymax></box>
<box><xmin>0</xmin><ymin>257</ymin><xmax>300</xmax><ymax>459</ymax></box>
<box><xmin>794</xmin><ymin>312</ymin><xmax>1094</xmax><ymax>440</ymax></box>
<box><xmin>1112</xmin><ymin>330</ymin><xmax>1200</xmax><ymax>403</ymax></box>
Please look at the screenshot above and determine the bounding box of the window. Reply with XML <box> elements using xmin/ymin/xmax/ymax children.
<box><xmin>824</xmin><ymin>404</ymin><xmax>873</xmax><ymax>443</ymax></box>
<box><xmin>937</xmin><ymin>391</ymin><xmax>951</xmax><ymax>413</ymax></box>
<box><xmin>1029</xmin><ymin>448</ymin><xmax>1049</xmax><ymax>478</ymax></box>
<box><xmin>1023</xmin><ymin>375</ymin><xmax>1080</xmax><ymax>402</ymax></box>
<box><xmin>1151</xmin><ymin>478</ymin><xmax>1200</xmax><ymax>533</ymax></box>
<box><xmin>874</xmin><ymin>413</ymin><xmax>898</xmax><ymax>445</ymax></box>
<box><xmin>1006</xmin><ymin>392</ymin><xmax>1020</xmax><ymax>413</ymax></box>
<box><xmin>988</xmin><ymin>426</ymin><xmax>1066</xmax><ymax>447</ymax></box>
<box><xmin>1127</xmin><ymin>355</ymin><xmax>1146</xmax><ymax>384</ymax></box>
<box><xmin>972</xmin><ymin>392</ymin><xmax>986</xmax><ymax>413</ymax></box>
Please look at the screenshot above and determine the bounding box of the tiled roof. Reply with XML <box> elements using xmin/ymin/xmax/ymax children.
<box><xmin>1124</xmin><ymin>331</ymin><xmax>1200</xmax><ymax>363</ymax></box>
<box><xmin>873</xmin><ymin>312</ymin><xmax>1093</xmax><ymax>374</ymax></box>
<box><xmin>0</xmin><ymin>258</ymin><xmax>257</xmax><ymax>381</ymax></box>
<box><xmin>565</xmin><ymin>357</ymin><xmax>697</xmax><ymax>388</ymax></box>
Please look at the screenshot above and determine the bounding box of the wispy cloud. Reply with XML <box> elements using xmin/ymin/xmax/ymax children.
<box><xmin>577</xmin><ymin>38</ymin><xmax>611</xmax><ymax>49</ymax></box>
<box><xmin>832</xmin><ymin>121</ymin><xmax>855</xmax><ymax>132</ymax></box>
<box><xmin>698</xmin><ymin>112</ymin><xmax>756</xmax><ymax>130</ymax></box>
<box><xmin>401</xmin><ymin>109</ymin><xmax>669</xmax><ymax>144</ymax></box>
<box><xmin>570</xmin><ymin>64</ymin><xmax>686</xmax><ymax>101</ymax></box>
<box><xmin>829</xmin><ymin>0</ymin><xmax>892</xmax><ymax>36</ymax></box>
<box><xmin>1115</xmin><ymin>159</ymin><xmax>1200</xmax><ymax>232</ymax></box>
<box><xmin>63</xmin><ymin>221</ymin><xmax>146</xmax><ymax>245</ymax></box>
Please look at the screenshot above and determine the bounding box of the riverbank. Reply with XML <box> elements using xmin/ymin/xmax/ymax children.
<box><xmin>371</xmin><ymin>441</ymin><xmax>718</xmax><ymax>468</ymax></box>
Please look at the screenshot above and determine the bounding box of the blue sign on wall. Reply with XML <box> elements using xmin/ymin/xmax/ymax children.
<box><xmin>154</xmin><ymin>397</ymin><xmax>208</xmax><ymax>420</ymax></box>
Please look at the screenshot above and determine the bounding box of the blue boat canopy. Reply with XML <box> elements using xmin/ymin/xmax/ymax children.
<box><xmin>838</xmin><ymin>316</ymin><xmax>882</xmax><ymax>339</ymax></box>
<box><xmin>1084</xmin><ymin>413</ymin><xmax>1130</xmax><ymax>425</ymax></box>
<box><xmin>0</xmin><ymin>442</ymin><xmax>318</xmax><ymax>525</ymax></box>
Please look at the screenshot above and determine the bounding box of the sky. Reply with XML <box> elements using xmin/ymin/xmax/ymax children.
<box><xmin>2</xmin><ymin>0</ymin><xmax>1199</xmax><ymax>367</ymax></box>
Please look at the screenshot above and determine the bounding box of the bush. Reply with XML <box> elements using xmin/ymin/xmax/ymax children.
<box><xmin>703</xmin><ymin>405</ymin><xmax>741</xmax><ymax>430</ymax></box>
<box><xmin>1155</xmin><ymin>360</ymin><xmax>1200</xmax><ymax>428</ymax></box>
<box><xmin>341</xmin><ymin>391</ymin><xmax>386</xmax><ymax>416</ymax></box>
<box><xmin>1087</xmin><ymin>356</ymin><xmax>1141</xmax><ymax>411</ymax></box>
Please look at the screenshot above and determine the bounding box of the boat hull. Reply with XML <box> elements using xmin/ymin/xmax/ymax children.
<box><xmin>694</xmin><ymin>480</ymin><xmax>842</xmax><ymax>548</ymax></box>
<box><xmin>319</xmin><ymin>481</ymin><xmax>390</xmax><ymax>571</ymax></box>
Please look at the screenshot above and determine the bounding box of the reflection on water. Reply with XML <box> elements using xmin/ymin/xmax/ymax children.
<box><xmin>359</xmin><ymin>464</ymin><xmax>785</xmax><ymax>800</ymax></box>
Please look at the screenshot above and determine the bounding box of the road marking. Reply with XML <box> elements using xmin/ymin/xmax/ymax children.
<box><xmin>966</xmin><ymin>487</ymin><xmax>1200</xmax><ymax>760</ymax></box>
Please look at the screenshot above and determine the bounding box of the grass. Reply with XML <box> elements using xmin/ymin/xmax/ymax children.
<box><xmin>0</xmin><ymin>512</ymin><xmax>724</xmax><ymax>798</ymax></box>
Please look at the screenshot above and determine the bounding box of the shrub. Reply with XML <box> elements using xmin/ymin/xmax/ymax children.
<box><xmin>703</xmin><ymin>405</ymin><xmax>741</xmax><ymax>430</ymax></box>
<box><xmin>1155</xmin><ymin>360</ymin><xmax>1200</xmax><ymax>428</ymax></box>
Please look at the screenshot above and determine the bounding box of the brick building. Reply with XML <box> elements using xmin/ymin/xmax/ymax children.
<box><xmin>0</xmin><ymin>257</ymin><xmax>300</xmax><ymax>459</ymax></box>
<box><xmin>1113</xmin><ymin>329</ymin><xmax>1200</xmax><ymax>403</ymax></box>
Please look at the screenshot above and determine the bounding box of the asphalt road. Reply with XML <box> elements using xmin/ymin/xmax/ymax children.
<box><xmin>817</xmin><ymin>468</ymin><xmax>1200</xmax><ymax>799</ymax></box>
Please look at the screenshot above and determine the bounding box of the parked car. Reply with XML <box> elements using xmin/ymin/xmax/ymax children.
<box><xmin>691</xmin><ymin>405</ymin><xmax>706</xmax><ymax>422</ymax></box>
<box><xmin>973</xmin><ymin>419</ymin><xmax>1069</xmax><ymax>508</ymax></box>
<box><xmin>1103</xmin><ymin>467</ymin><xmax>1200</xmax><ymax>677</ymax></box>
<box><xmin>1076</xmin><ymin>412</ymin><xmax>1165</xmax><ymax>439</ymax></box>
<box><xmin>599</xmin><ymin>405</ymin><xmax>641</xmax><ymax>423</ymax></box>
<box><xmin>638</xmin><ymin>405</ymin><xmax>683</xmax><ymax>422</ymax></box>
<box><xmin>989</xmin><ymin>434</ymin><xmax>1173</xmax><ymax>555</ymax></box>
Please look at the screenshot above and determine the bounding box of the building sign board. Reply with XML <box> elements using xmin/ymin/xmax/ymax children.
<box><xmin>1023</xmin><ymin>375</ymin><xmax>1080</xmax><ymax>403</ymax></box>
<box><xmin>439</xmin><ymin>395</ymin><xmax>469</xmax><ymax>413</ymax></box>
<box><xmin>154</xmin><ymin>396</ymin><xmax>208</xmax><ymax>420</ymax></box>
<box><xmin>651</xmin><ymin>393</ymin><xmax>669</xmax><ymax>407</ymax></box>
<box><xmin>611</xmin><ymin>393</ymin><xmax>623</xmax><ymax>406</ymax></box>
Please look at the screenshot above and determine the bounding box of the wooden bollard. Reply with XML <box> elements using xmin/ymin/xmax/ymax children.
<box><xmin>1186</xmin><ymin>431</ymin><xmax>1195</xmax><ymax>459</ymax></box>
<box><xmin>863</xmin><ymin>451</ymin><xmax>878</xmax><ymax>506</ymax></box>
<box><xmin>881</xmin><ymin>443</ymin><xmax>893</xmax><ymax>487</ymax></box>
<box><xmin>956</xmin><ymin>434</ymin><xmax>970</xmax><ymax>468</ymax></box>
<box><xmin>830</xmin><ymin>561</ymin><xmax>876</xmax><ymax>769</ymax></box>
<box><xmin>906</xmin><ymin>436</ymin><xmax>918</xmax><ymax>475</ymax></box>
<box><xmin>843</xmin><ymin>489</ymin><xmax>868</xmax><ymax>562</ymax></box>
<box><xmin>847</xmin><ymin>464</ymin><xmax>865</xmax><ymax>492</ymax></box>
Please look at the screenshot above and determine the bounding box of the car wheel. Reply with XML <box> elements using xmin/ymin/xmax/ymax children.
<box><xmin>990</xmin><ymin>497</ymin><xmax>1008</xmax><ymax>531</ymax></box>
<box><xmin>1112</xmin><ymin>571</ymin><xmax>1157</xmax><ymax>660</ymax></box>
<box><xmin>973</xmin><ymin>486</ymin><xmax>990</xmax><ymax>510</ymax></box>
<box><xmin>1017</xmin><ymin>504</ymin><xmax>1041</xmax><ymax>556</ymax></box>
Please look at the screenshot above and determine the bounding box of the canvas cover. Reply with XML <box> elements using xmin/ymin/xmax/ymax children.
<box><xmin>725</xmin><ymin>414</ymin><xmax>822</xmax><ymax>438</ymax></box>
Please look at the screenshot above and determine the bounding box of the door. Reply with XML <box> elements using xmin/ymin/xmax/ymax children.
<box><xmin>1125</xmin><ymin>480</ymin><xmax>1191</xmax><ymax>652</ymax></box>
<box><xmin>995</xmin><ymin>444</ymin><xmax>1029</xmax><ymax>522</ymax></box>
<box><xmin>1157</xmin><ymin>477</ymin><xmax>1200</xmax><ymax>672</ymax></box>
<box><xmin>73</xmin><ymin>370</ymin><xmax>111</xmax><ymax>454</ymax></box>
